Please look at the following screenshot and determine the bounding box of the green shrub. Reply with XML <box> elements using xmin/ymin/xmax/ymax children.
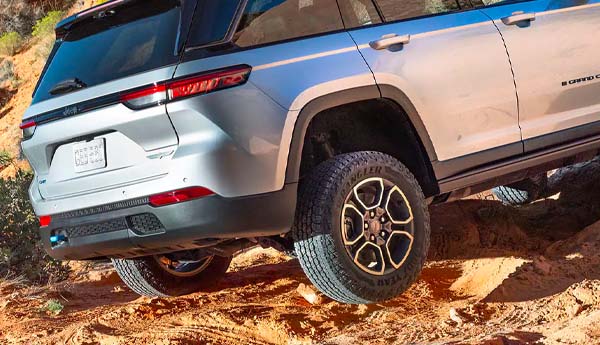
<box><xmin>32</xmin><ymin>10</ymin><xmax>64</xmax><ymax>38</ymax></box>
<box><xmin>0</xmin><ymin>159</ymin><xmax>69</xmax><ymax>284</ymax></box>
<box><xmin>0</xmin><ymin>59</ymin><xmax>16</xmax><ymax>86</ymax></box>
<box><xmin>0</xmin><ymin>32</ymin><xmax>23</xmax><ymax>56</ymax></box>
<box><xmin>0</xmin><ymin>151</ymin><xmax>12</xmax><ymax>168</ymax></box>
<box><xmin>42</xmin><ymin>299</ymin><xmax>64</xmax><ymax>315</ymax></box>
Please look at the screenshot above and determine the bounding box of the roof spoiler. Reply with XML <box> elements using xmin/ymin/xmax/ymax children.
<box><xmin>55</xmin><ymin>0</ymin><xmax>135</xmax><ymax>38</ymax></box>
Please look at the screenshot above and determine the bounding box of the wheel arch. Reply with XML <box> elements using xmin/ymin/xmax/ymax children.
<box><xmin>285</xmin><ymin>85</ymin><xmax>440</xmax><ymax>197</ymax></box>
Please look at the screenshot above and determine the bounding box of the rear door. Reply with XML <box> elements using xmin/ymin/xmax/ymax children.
<box><xmin>340</xmin><ymin>0</ymin><xmax>521</xmax><ymax>177</ymax></box>
<box><xmin>476</xmin><ymin>0</ymin><xmax>600</xmax><ymax>152</ymax></box>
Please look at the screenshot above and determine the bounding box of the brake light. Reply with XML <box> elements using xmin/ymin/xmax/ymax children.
<box><xmin>167</xmin><ymin>66</ymin><xmax>251</xmax><ymax>101</ymax></box>
<box><xmin>120</xmin><ymin>84</ymin><xmax>167</xmax><ymax>110</ymax></box>
<box><xmin>120</xmin><ymin>65</ymin><xmax>251</xmax><ymax>110</ymax></box>
<box><xmin>20</xmin><ymin>119</ymin><xmax>37</xmax><ymax>140</ymax></box>
<box><xmin>39</xmin><ymin>215</ymin><xmax>52</xmax><ymax>228</ymax></box>
<box><xmin>149</xmin><ymin>187</ymin><xmax>215</xmax><ymax>207</ymax></box>
<box><xmin>19</xmin><ymin>120</ymin><xmax>36</xmax><ymax>129</ymax></box>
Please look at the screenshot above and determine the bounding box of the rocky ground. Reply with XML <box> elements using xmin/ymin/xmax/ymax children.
<box><xmin>2</xmin><ymin>159</ymin><xmax>600</xmax><ymax>345</ymax></box>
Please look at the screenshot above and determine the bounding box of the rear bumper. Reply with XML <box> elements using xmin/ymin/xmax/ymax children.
<box><xmin>42</xmin><ymin>183</ymin><xmax>297</xmax><ymax>260</ymax></box>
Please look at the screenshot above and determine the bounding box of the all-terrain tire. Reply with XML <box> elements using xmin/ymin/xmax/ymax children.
<box><xmin>112</xmin><ymin>255</ymin><xmax>232</xmax><ymax>297</ymax></box>
<box><xmin>493</xmin><ymin>174</ymin><xmax>548</xmax><ymax>206</ymax></box>
<box><xmin>492</xmin><ymin>186</ymin><xmax>531</xmax><ymax>206</ymax></box>
<box><xmin>292</xmin><ymin>151</ymin><xmax>430</xmax><ymax>304</ymax></box>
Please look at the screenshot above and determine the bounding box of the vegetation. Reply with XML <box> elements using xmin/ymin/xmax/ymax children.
<box><xmin>0</xmin><ymin>59</ymin><xmax>17</xmax><ymax>108</ymax></box>
<box><xmin>0</xmin><ymin>0</ymin><xmax>45</xmax><ymax>37</ymax></box>
<box><xmin>0</xmin><ymin>153</ymin><xmax>69</xmax><ymax>284</ymax></box>
<box><xmin>0</xmin><ymin>2</ymin><xmax>74</xmax><ymax>287</ymax></box>
<box><xmin>32</xmin><ymin>11</ymin><xmax>64</xmax><ymax>38</ymax></box>
<box><xmin>0</xmin><ymin>0</ymin><xmax>73</xmax><ymax>35</ymax></box>
<box><xmin>0</xmin><ymin>59</ymin><xmax>16</xmax><ymax>86</ymax></box>
<box><xmin>41</xmin><ymin>299</ymin><xmax>65</xmax><ymax>315</ymax></box>
<box><xmin>0</xmin><ymin>32</ymin><xmax>23</xmax><ymax>56</ymax></box>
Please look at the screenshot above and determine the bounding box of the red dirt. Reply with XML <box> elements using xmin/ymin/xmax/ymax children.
<box><xmin>3</xmin><ymin>195</ymin><xmax>600</xmax><ymax>344</ymax></box>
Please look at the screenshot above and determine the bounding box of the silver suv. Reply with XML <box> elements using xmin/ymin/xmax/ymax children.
<box><xmin>20</xmin><ymin>0</ymin><xmax>600</xmax><ymax>303</ymax></box>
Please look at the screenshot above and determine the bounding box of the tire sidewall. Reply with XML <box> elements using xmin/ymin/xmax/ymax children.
<box><xmin>327</xmin><ymin>157</ymin><xmax>429</xmax><ymax>299</ymax></box>
<box><xmin>119</xmin><ymin>255</ymin><xmax>232</xmax><ymax>297</ymax></box>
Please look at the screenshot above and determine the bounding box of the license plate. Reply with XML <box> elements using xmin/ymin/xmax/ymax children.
<box><xmin>73</xmin><ymin>138</ymin><xmax>106</xmax><ymax>173</ymax></box>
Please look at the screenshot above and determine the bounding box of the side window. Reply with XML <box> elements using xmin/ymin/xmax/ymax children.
<box><xmin>233</xmin><ymin>0</ymin><xmax>344</xmax><ymax>47</ymax></box>
<box><xmin>470</xmin><ymin>0</ymin><xmax>515</xmax><ymax>6</ymax></box>
<box><xmin>338</xmin><ymin>0</ymin><xmax>383</xmax><ymax>28</ymax></box>
<box><xmin>374</xmin><ymin>0</ymin><xmax>470</xmax><ymax>22</ymax></box>
<box><xmin>187</xmin><ymin>0</ymin><xmax>241</xmax><ymax>47</ymax></box>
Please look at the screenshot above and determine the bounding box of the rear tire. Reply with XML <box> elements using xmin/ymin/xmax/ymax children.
<box><xmin>493</xmin><ymin>174</ymin><xmax>548</xmax><ymax>206</ymax></box>
<box><xmin>292</xmin><ymin>152</ymin><xmax>430</xmax><ymax>304</ymax></box>
<box><xmin>112</xmin><ymin>254</ymin><xmax>231</xmax><ymax>297</ymax></box>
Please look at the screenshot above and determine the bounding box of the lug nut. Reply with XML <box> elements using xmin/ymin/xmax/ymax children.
<box><xmin>370</xmin><ymin>235</ymin><xmax>375</xmax><ymax>241</ymax></box>
<box><xmin>370</xmin><ymin>211</ymin><xmax>375</xmax><ymax>217</ymax></box>
<box><xmin>381</xmin><ymin>216</ymin><xmax>386</xmax><ymax>222</ymax></box>
<box><xmin>364</xmin><ymin>222</ymin><xmax>369</xmax><ymax>229</ymax></box>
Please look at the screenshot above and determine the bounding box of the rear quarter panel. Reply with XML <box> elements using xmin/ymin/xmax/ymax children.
<box><xmin>170</xmin><ymin>32</ymin><xmax>375</xmax><ymax>196</ymax></box>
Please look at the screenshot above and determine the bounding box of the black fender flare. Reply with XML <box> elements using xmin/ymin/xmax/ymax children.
<box><xmin>284</xmin><ymin>84</ymin><xmax>438</xmax><ymax>184</ymax></box>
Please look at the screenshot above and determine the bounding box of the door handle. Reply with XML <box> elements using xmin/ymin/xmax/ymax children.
<box><xmin>369</xmin><ymin>34</ymin><xmax>410</xmax><ymax>50</ymax></box>
<box><xmin>501</xmin><ymin>11</ymin><xmax>536</xmax><ymax>25</ymax></box>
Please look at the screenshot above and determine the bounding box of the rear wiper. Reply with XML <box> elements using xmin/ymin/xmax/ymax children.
<box><xmin>49</xmin><ymin>78</ymin><xmax>87</xmax><ymax>96</ymax></box>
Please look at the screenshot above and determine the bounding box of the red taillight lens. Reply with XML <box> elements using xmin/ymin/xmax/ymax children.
<box><xmin>20</xmin><ymin>119</ymin><xmax>37</xmax><ymax>140</ymax></box>
<box><xmin>19</xmin><ymin>120</ymin><xmax>37</xmax><ymax>129</ymax></box>
<box><xmin>120</xmin><ymin>66</ymin><xmax>251</xmax><ymax>109</ymax></box>
<box><xmin>120</xmin><ymin>84</ymin><xmax>167</xmax><ymax>110</ymax></box>
<box><xmin>167</xmin><ymin>66</ymin><xmax>251</xmax><ymax>101</ymax></box>
<box><xmin>39</xmin><ymin>215</ymin><xmax>52</xmax><ymax>228</ymax></box>
<box><xmin>149</xmin><ymin>187</ymin><xmax>215</xmax><ymax>207</ymax></box>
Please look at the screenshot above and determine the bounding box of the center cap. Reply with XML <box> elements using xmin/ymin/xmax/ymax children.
<box><xmin>368</xmin><ymin>219</ymin><xmax>382</xmax><ymax>235</ymax></box>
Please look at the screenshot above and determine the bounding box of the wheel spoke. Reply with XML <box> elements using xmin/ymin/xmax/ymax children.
<box><xmin>342</xmin><ymin>177</ymin><xmax>415</xmax><ymax>276</ymax></box>
<box><xmin>353</xmin><ymin>177</ymin><xmax>385</xmax><ymax>211</ymax></box>
<box><xmin>154</xmin><ymin>255</ymin><xmax>213</xmax><ymax>277</ymax></box>
<box><xmin>384</xmin><ymin>231</ymin><xmax>414</xmax><ymax>270</ymax></box>
<box><xmin>353</xmin><ymin>241</ymin><xmax>386</xmax><ymax>276</ymax></box>
<box><xmin>341</xmin><ymin>203</ymin><xmax>365</xmax><ymax>245</ymax></box>
<box><xmin>384</xmin><ymin>185</ymin><xmax>414</xmax><ymax>225</ymax></box>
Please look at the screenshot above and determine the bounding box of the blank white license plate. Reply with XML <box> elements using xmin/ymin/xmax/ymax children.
<box><xmin>73</xmin><ymin>138</ymin><xmax>106</xmax><ymax>173</ymax></box>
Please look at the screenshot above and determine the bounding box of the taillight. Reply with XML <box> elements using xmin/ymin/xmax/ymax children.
<box><xmin>20</xmin><ymin>119</ymin><xmax>37</xmax><ymax>140</ymax></box>
<box><xmin>120</xmin><ymin>84</ymin><xmax>167</xmax><ymax>110</ymax></box>
<box><xmin>39</xmin><ymin>215</ymin><xmax>52</xmax><ymax>228</ymax></box>
<box><xmin>20</xmin><ymin>120</ymin><xmax>36</xmax><ymax>129</ymax></box>
<box><xmin>167</xmin><ymin>66</ymin><xmax>251</xmax><ymax>101</ymax></box>
<box><xmin>120</xmin><ymin>65</ymin><xmax>251</xmax><ymax>109</ymax></box>
<box><xmin>149</xmin><ymin>186</ymin><xmax>215</xmax><ymax>207</ymax></box>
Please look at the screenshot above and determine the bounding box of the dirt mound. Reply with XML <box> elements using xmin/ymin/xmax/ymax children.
<box><xmin>3</xmin><ymin>159</ymin><xmax>600</xmax><ymax>344</ymax></box>
<box><xmin>2</xmin><ymin>194</ymin><xmax>600</xmax><ymax>344</ymax></box>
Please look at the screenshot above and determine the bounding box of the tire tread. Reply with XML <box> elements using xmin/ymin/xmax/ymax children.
<box><xmin>293</xmin><ymin>151</ymin><xmax>430</xmax><ymax>304</ymax></box>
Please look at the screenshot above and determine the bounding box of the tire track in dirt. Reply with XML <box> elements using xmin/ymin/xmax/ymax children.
<box><xmin>4</xmin><ymin>190</ymin><xmax>600</xmax><ymax>344</ymax></box>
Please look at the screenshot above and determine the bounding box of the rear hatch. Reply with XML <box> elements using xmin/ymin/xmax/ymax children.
<box><xmin>22</xmin><ymin>0</ymin><xmax>191</xmax><ymax>200</ymax></box>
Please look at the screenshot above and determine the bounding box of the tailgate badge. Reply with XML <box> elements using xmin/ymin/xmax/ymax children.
<box><xmin>63</xmin><ymin>105</ymin><xmax>79</xmax><ymax>117</ymax></box>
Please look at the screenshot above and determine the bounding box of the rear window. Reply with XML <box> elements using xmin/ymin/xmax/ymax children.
<box><xmin>32</xmin><ymin>0</ymin><xmax>182</xmax><ymax>104</ymax></box>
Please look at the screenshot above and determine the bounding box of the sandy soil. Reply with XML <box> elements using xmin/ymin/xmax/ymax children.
<box><xmin>3</xmin><ymin>179</ymin><xmax>600</xmax><ymax>345</ymax></box>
